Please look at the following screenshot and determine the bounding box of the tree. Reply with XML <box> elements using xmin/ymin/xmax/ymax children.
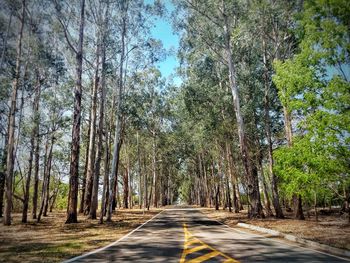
<box><xmin>58</xmin><ymin>0</ymin><xmax>86</xmax><ymax>224</ymax></box>
<box><xmin>3</xmin><ymin>0</ymin><xmax>25</xmax><ymax>226</ymax></box>
<box><xmin>273</xmin><ymin>0</ymin><xmax>349</xmax><ymax>221</ymax></box>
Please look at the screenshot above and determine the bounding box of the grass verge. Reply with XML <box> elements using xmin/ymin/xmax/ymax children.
<box><xmin>0</xmin><ymin>209</ymin><xmax>160</xmax><ymax>263</ymax></box>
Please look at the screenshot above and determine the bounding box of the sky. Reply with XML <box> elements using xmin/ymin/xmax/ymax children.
<box><xmin>149</xmin><ymin>1</ymin><xmax>182</xmax><ymax>86</ymax></box>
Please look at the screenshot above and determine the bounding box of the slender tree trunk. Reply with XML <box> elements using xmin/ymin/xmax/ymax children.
<box><xmin>66</xmin><ymin>0</ymin><xmax>85</xmax><ymax>224</ymax></box>
<box><xmin>79</xmin><ymin>108</ymin><xmax>91</xmax><ymax>214</ymax></box>
<box><xmin>99</xmin><ymin>121</ymin><xmax>109</xmax><ymax>223</ymax></box>
<box><xmin>22</xmin><ymin>84</ymin><xmax>40</xmax><ymax>223</ymax></box>
<box><xmin>283</xmin><ymin>106</ymin><xmax>293</xmax><ymax>147</ymax></box>
<box><xmin>96</xmin><ymin>0</ymin><xmax>109</xmax><ymax>225</ymax></box>
<box><xmin>0</xmin><ymin>172</ymin><xmax>5</xmax><ymax>218</ymax></box>
<box><xmin>1</xmin><ymin>103</ymin><xmax>9</xmax><ymax>219</ymax></box>
<box><xmin>262</xmin><ymin>39</ymin><xmax>284</xmax><ymax>218</ymax></box>
<box><xmin>31</xmin><ymin>143</ymin><xmax>40</xmax><ymax>219</ymax></box>
<box><xmin>123</xmin><ymin>166</ymin><xmax>129</xmax><ymax>209</ymax></box>
<box><xmin>281</xmin><ymin>90</ymin><xmax>305</xmax><ymax>220</ymax></box>
<box><xmin>4</xmin><ymin>0</ymin><xmax>25</xmax><ymax>226</ymax></box>
<box><xmin>203</xmin><ymin>158</ymin><xmax>210</xmax><ymax>207</ymax></box>
<box><xmin>99</xmin><ymin>132</ymin><xmax>109</xmax><ymax>223</ymax></box>
<box><xmin>84</xmin><ymin>61</ymin><xmax>99</xmax><ymax>215</ymax></box>
<box><xmin>215</xmin><ymin>184</ymin><xmax>220</xmax><ymax>210</ymax></box>
<box><xmin>137</xmin><ymin>132</ymin><xmax>142</xmax><ymax>209</ymax></box>
<box><xmin>225</xmin><ymin>143</ymin><xmax>239</xmax><ymax>213</ymax></box>
<box><xmin>127</xmin><ymin>150</ymin><xmax>132</xmax><ymax>208</ymax></box>
<box><xmin>144</xmin><ymin>154</ymin><xmax>148</xmax><ymax>211</ymax></box>
<box><xmin>37</xmin><ymin>135</ymin><xmax>54</xmax><ymax>221</ymax></box>
<box><xmin>106</xmin><ymin>0</ymin><xmax>127</xmax><ymax>221</ymax></box>
<box><xmin>0</xmin><ymin>14</ymin><xmax>13</xmax><ymax>216</ymax></box>
<box><xmin>222</xmin><ymin>2</ymin><xmax>264</xmax><ymax>218</ymax></box>
<box><xmin>87</xmin><ymin>33</ymin><xmax>101</xmax><ymax>218</ymax></box>
<box><xmin>49</xmin><ymin>179</ymin><xmax>60</xmax><ymax>212</ymax></box>
<box><xmin>43</xmin><ymin>135</ymin><xmax>54</xmax><ymax>217</ymax></box>
<box><xmin>259</xmin><ymin>161</ymin><xmax>273</xmax><ymax>217</ymax></box>
<box><xmin>37</xmin><ymin>136</ymin><xmax>49</xmax><ymax>222</ymax></box>
<box><xmin>152</xmin><ymin>132</ymin><xmax>157</xmax><ymax>208</ymax></box>
<box><xmin>314</xmin><ymin>192</ymin><xmax>318</xmax><ymax>222</ymax></box>
<box><xmin>225</xmin><ymin>173</ymin><xmax>232</xmax><ymax>212</ymax></box>
<box><xmin>31</xmin><ymin>141</ymin><xmax>40</xmax><ymax>218</ymax></box>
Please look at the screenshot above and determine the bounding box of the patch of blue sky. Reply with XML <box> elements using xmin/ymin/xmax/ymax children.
<box><xmin>147</xmin><ymin>0</ymin><xmax>182</xmax><ymax>86</ymax></box>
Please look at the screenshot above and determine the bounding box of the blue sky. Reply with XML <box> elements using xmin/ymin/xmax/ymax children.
<box><xmin>149</xmin><ymin>1</ymin><xmax>182</xmax><ymax>86</ymax></box>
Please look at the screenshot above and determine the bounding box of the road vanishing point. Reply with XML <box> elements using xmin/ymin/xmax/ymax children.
<box><xmin>64</xmin><ymin>208</ymin><xmax>349</xmax><ymax>263</ymax></box>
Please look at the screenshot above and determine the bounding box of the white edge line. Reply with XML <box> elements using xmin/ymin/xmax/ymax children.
<box><xmin>201</xmin><ymin>211</ymin><xmax>350</xmax><ymax>262</ymax></box>
<box><xmin>62</xmin><ymin>210</ymin><xmax>164</xmax><ymax>263</ymax></box>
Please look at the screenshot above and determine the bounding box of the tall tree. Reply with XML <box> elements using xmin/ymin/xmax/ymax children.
<box><xmin>63</xmin><ymin>0</ymin><xmax>86</xmax><ymax>224</ymax></box>
<box><xmin>3</xmin><ymin>0</ymin><xmax>25</xmax><ymax>226</ymax></box>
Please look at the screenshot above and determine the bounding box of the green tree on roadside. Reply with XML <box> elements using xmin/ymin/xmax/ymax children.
<box><xmin>273</xmin><ymin>0</ymin><xmax>350</xmax><ymax>221</ymax></box>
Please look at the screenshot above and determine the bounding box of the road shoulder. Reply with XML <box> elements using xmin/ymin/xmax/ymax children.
<box><xmin>201</xmin><ymin>208</ymin><xmax>350</xmax><ymax>261</ymax></box>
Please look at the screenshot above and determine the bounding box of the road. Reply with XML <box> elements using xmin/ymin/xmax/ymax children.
<box><xmin>64</xmin><ymin>208</ymin><xmax>349</xmax><ymax>263</ymax></box>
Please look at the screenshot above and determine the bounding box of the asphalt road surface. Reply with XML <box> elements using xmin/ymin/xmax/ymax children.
<box><xmin>64</xmin><ymin>208</ymin><xmax>349</xmax><ymax>263</ymax></box>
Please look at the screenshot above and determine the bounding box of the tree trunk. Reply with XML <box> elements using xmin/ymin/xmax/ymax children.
<box><xmin>314</xmin><ymin>192</ymin><xmax>318</xmax><ymax>222</ymax></box>
<box><xmin>294</xmin><ymin>194</ymin><xmax>305</xmax><ymax>220</ymax></box>
<box><xmin>225</xmin><ymin>143</ymin><xmax>239</xmax><ymax>213</ymax></box>
<box><xmin>123</xmin><ymin>167</ymin><xmax>129</xmax><ymax>209</ymax></box>
<box><xmin>4</xmin><ymin>0</ymin><xmax>25</xmax><ymax>226</ymax></box>
<box><xmin>144</xmin><ymin>154</ymin><xmax>148</xmax><ymax>211</ymax></box>
<box><xmin>84</xmin><ymin>53</ymin><xmax>99</xmax><ymax>215</ymax></box>
<box><xmin>22</xmin><ymin>83</ymin><xmax>40</xmax><ymax>223</ymax></box>
<box><xmin>260</xmin><ymin>164</ymin><xmax>273</xmax><ymax>217</ymax></box>
<box><xmin>0</xmin><ymin>171</ymin><xmax>4</xmax><ymax>218</ymax></box>
<box><xmin>151</xmin><ymin>132</ymin><xmax>157</xmax><ymax>208</ymax></box>
<box><xmin>87</xmin><ymin>32</ymin><xmax>102</xmax><ymax>219</ymax></box>
<box><xmin>31</xmin><ymin>72</ymin><xmax>41</xmax><ymax>220</ymax></box>
<box><xmin>49</xmin><ymin>179</ymin><xmax>61</xmax><ymax>212</ymax></box>
<box><xmin>126</xmin><ymin>143</ymin><xmax>132</xmax><ymax>208</ymax></box>
<box><xmin>222</xmin><ymin>2</ymin><xmax>264</xmax><ymax>218</ymax></box>
<box><xmin>137</xmin><ymin>132</ymin><xmax>142</xmax><ymax>209</ymax></box>
<box><xmin>262</xmin><ymin>39</ymin><xmax>284</xmax><ymax>218</ymax></box>
<box><xmin>66</xmin><ymin>0</ymin><xmax>85</xmax><ymax>224</ymax></box>
<box><xmin>79</xmin><ymin>108</ymin><xmax>91</xmax><ymax>214</ymax></box>
<box><xmin>106</xmin><ymin>0</ymin><xmax>127</xmax><ymax>221</ymax></box>
<box><xmin>215</xmin><ymin>184</ymin><xmax>220</xmax><ymax>210</ymax></box>
<box><xmin>225</xmin><ymin>173</ymin><xmax>232</xmax><ymax>212</ymax></box>
<box><xmin>0</xmin><ymin>118</ymin><xmax>9</xmax><ymax>219</ymax></box>
<box><xmin>37</xmin><ymin>136</ymin><xmax>49</xmax><ymax>222</ymax></box>
<box><xmin>43</xmin><ymin>141</ymin><xmax>54</xmax><ymax>216</ymax></box>
<box><xmin>282</xmin><ymin>89</ymin><xmax>305</xmax><ymax>220</ymax></box>
<box><xmin>38</xmin><ymin>135</ymin><xmax>54</xmax><ymax>221</ymax></box>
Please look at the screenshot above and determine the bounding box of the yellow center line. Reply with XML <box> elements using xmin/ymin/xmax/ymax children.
<box><xmin>185</xmin><ymin>238</ymin><xmax>202</xmax><ymax>247</ymax></box>
<box><xmin>180</xmin><ymin>223</ymin><xmax>240</xmax><ymax>263</ymax></box>
<box><xmin>185</xmin><ymin>244</ymin><xmax>207</xmax><ymax>254</ymax></box>
<box><xmin>187</xmin><ymin>251</ymin><xmax>221</xmax><ymax>263</ymax></box>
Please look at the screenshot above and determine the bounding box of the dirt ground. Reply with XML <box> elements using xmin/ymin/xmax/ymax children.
<box><xmin>202</xmin><ymin>208</ymin><xmax>350</xmax><ymax>251</ymax></box>
<box><xmin>0</xmin><ymin>209</ymin><xmax>160</xmax><ymax>263</ymax></box>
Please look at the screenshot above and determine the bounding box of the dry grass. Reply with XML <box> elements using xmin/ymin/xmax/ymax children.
<box><xmin>0</xmin><ymin>209</ymin><xmax>161</xmax><ymax>263</ymax></box>
<box><xmin>202</xmin><ymin>208</ymin><xmax>350</xmax><ymax>251</ymax></box>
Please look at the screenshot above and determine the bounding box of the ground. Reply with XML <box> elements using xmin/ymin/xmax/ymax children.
<box><xmin>0</xmin><ymin>209</ymin><xmax>159</xmax><ymax>263</ymax></box>
<box><xmin>202</xmin><ymin>208</ymin><xmax>350</xmax><ymax>251</ymax></box>
<box><xmin>51</xmin><ymin>208</ymin><xmax>348</xmax><ymax>262</ymax></box>
<box><xmin>0</xmin><ymin>207</ymin><xmax>349</xmax><ymax>263</ymax></box>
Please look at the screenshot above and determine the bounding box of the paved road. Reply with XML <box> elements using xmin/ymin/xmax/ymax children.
<box><xmin>65</xmin><ymin>208</ymin><xmax>349</xmax><ymax>263</ymax></box>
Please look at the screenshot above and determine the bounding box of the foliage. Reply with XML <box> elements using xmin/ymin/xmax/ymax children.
<box><xmin>273</xmin><ymin>0</ymin><xmax>350</xmax><ymax>204</ymax></box>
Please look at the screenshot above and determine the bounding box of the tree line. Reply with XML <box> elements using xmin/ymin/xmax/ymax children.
<box><xmin>0</xmin><ymin>0</ymin><xmax>349</xmax><ymax>226</ymax></box>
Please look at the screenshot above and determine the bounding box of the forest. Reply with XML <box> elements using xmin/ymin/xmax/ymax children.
<box><xmin>0</xmin><ymin>0</ymin><xmax>349</xmax><ymax>231</ymax></box>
